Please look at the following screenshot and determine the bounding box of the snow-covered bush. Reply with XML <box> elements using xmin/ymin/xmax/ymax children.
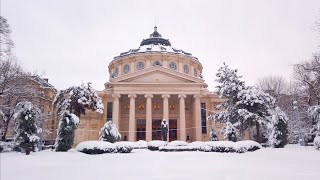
<box><xmin>13</xmin><ymin>101</ymin><xmax>42</xmax><ymax>155</ymax></box>
<box><xmin>147</xmin><ymin>140</ymin><xmax>168</xmax><ymax>151</ymax></box>
<box><xmin>159</xmin><ymin>145</ymin><xmax>199</xmax><ymax>152</ymax></box>
<box><xmin>131</xmin><ymin>140</ymin><xmax>147</xmax><ymax>149</ymax></box>
<box><xmin>235</xmin><ymin>140</ymin><xmax>262</xmax><ymax>152</ymax></box>
<box><xmin>269</xmin><ymin>107</ymin><xmax>288</xmax><ymax>148</ymax></box>
<box><xmin>221</xmin><ymin>122</ymin><xmax>238</xmax><ymax>142</ymax></box>
<box><xmin>115</xmin><ymin>142</ymin><xmax>133</xmax><ymax>153</ymax></box>
<box><xmin>210</xmin><ymin>128</ymin><xmax>218</xmax><ymax>141</ymax></box>
<box><xmin>0</xmin><ymin>141</ymin><xmax>14</xmax><ymax>153</ymax></box>
<box><xmin>99</xmin><ymin>121</ymin><xmax>121</xmax><ymax>143</ymax></box>
<box><xmin>54</xmin><ymin>112</ymin><xmax>79</xmax><ymax>152</ymax></box>
<box><xmin>167</xmin><ymin>140</ymin><xmax>188</xmax><ymax>147</ymax></box>
<box><xmin>200</xmin><ymin>141</ymin><xmax>262</xmax><ymax>153</ymax></box>
<box><xmin>314</xmin><ymin>136</ymin><xmax>320</xmax><ymax>150</ymax></box>
<box><xmin>76</xmin><ymin>141</ymin><xmax>117</xmax><ymax>154</ymax></box>
<box><xmin>308</xmin><ymin>105</ymin><xmax>320</xmax><ymax>139</ymax></box>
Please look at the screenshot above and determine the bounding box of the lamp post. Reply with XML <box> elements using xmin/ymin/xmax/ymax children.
<box><xmin>293</xmin><ymin>101</ymin><xmax>305</xmax><ymax>146</ymax></box>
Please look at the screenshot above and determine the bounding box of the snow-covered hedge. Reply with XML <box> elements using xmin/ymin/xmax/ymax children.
<box><xmin>131</xmin><ymin>140</ymin><xmax>148</xmax><ymax>149</ymax></box>
<box><xmin>115</xmin><ymin>142</ymin><xmax>133</xmax><ymax>153</ymax></box>
<box><xmin>200</xmin><ymin>141</ymin><xmax>262</xmax><ymax>153</ymax></box>
<box><xmin>147</xmin><ymin>140</ymin><xmax>168</xmax><ymax>151</ymax></box>
<box><xmin>76</xmin><ymin>141</ymin><xmax>117</xmax><ymax>154</ymax></box>
<box><xmin>157</xmin><ymin>140</ymin><xmax>262</xmax><ymax>153</ymax></box>
<box><xmin>76</xmin><ymin>141</ymin><xmax>134</xmax><ymax>154</ymax></box>
<box><xmin>167</xmin><ymin>141</ymin><xmax>188</xmax><ymax>147</ymax></box>
<box><xmin>314</xmin><ymin>136</ymin><xmax>320</xmax><ymax>150</ymax></box>
<box><xmin>0</xmin><ymin>141</ymin><xmax>15</xmax><ymax>153</ymax></box>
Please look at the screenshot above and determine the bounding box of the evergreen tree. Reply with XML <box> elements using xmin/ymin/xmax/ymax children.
<box><xmin>53</xmin><ymin>82</ymin><xmax>104</xmax><ymax>151</ymax></box>
<box><xmin>221</xmin><ymin>121</ymin><xmax>238</xmax><ymax>142</ymax></box>
<box><xmin>13</xmin><ymin>101</ymin><xmax>41</xmax><ymax>155</ymax></box>
<box><xmin>54</xmin><ymin>111</ymin><xmax>79</xmax><ymax>151</ymax></box>
<box><xmin>209</xmin><ymin>127</ymin><xmax>218</xmax><ymax>141</ymax></box>
<box><xmin>308</xmin><ymin>105</ymin><xmax>320</xmax><ymax>138</ymax></box>
<box><xmin>213</xmin><ymin>63</ymin><xmax>275</xmax><ymax>143</ymax></box>
<box><xmin>269</xmin><ymin>107</ymin><xmax>289</xmax><ymax>148</ymax></box>
<box><xmin>99</xmin><ymin>121</ymin><xmax>121</xmax><ymax>143</ymax></box>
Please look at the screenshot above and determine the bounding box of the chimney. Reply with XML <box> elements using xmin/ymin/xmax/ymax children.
<box><xmin>43</xmin><ymin>78</ymin><xmax>49</xmax><ymax>83</ymax></box>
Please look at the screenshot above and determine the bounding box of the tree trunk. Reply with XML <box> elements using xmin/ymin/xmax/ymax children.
<box><xmin>256</xmin><ymin>121</ymin><xmax>262</xmax><ymax>143</ymax></box>
<box><xmin>25</xmin><ymin>149</ymin><xmax>30</xmax><ymax>155</ymax></box>
<box><xmin>1</xmin><ymin>121</ymin><xmax>9</xmax><ymax>141</ymax></box>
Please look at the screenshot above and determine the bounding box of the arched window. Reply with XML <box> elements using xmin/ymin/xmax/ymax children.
<box><xmin>153</xmin><ymin>60</ymin><xmax>162</xmax><ymax>66</ymax></box>
<box><xmin>194</xmin><ymin>68</ymin><xmax>198</xmax><ymax>77</ymax></box>
<box><xmin>137</xmin><ymin>62</ymin><xmax>145</xmax><ymax>70</ymax></box>
<box><xmin>169</xmin><ymin>62</ymin><xmax>177</xmax><ymax>70</ymax></box>
<box><xmin>183</xmin><ymin>64</ymin><xmax>189</xmax><ymax>74</ymax></box>
<box><xmin>123</xmin><ymin>64</ymin><xmax>130</xmax><ymax>73</ymax></box>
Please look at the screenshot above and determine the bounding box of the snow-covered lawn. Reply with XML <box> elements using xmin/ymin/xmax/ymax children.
<box><xmin>1</xmin><ymin>145</ymin><xmax>319</xmax><ymax>180</ymax></box>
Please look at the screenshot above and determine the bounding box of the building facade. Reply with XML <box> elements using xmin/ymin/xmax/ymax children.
<box><xmin>75</xmin><ymin>27</ymin><xmax>250</xmax><ymax>144</ymax></box>
<box><xmin>0</xmin><ymin>76</ymin><xmax>57</xmax><ymax>142</ymax></box>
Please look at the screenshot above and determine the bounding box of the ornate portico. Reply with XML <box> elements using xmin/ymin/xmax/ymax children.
<box><xmin>75</xmin><ymin>26</ymin><xmax>228</xmax><ymax>144</ymax></box>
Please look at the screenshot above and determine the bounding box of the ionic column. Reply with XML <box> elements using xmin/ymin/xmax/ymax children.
<box><xmin>194</xmin><ymin>94</ymin><xmax>202</xmax><ymax>141</ymax></box>
<box><xmin>144</xmin><ymin>94</ymin><xmax>153</xmax><ymax>141</ymax></box>
<box><xmin>162</xmin><ymin>94</ymin><xmax>170</xmax><ymax>141</ymax></box>
<box><xmin>112</xmin><ymin>94</ymin><xmax>121</xmax><ymax>127</ymax></box>
<box><xmin>162</xmin><ymin>94</ymin><xmax>170</xmax><ymax>121</ymax></box>
<box><xmin>178</xmin><ymin>94</ymin><xmax>187</xmax><ymax>141</ymax></box>
<box><xmin>128</xmin><ymin>94</ymin><xmax>137</xmax><ymax>141</ymax></box>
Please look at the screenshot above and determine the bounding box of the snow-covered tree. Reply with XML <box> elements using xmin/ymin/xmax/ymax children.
<box><xmin>53</xmin><ymin>82</ymin><xmax>104</xmax><ymax>151</ymax></box>
<box><xmin>13</xmin><ymin>101</ymin><xmax>42</xmax><ymax>155</ymax></box>
<box><xmin>237</xmin><ymin>87</ymin><xmax>275</xmax><ymax>143</ymax></box>
<box><xmin>209</xmin><ymin>127</ymin><xmax>218</xmax><ymax>141</ymax></box>
<box><xmin>53</xmin><ymin>82</ymin><xmax>104</xmax><ymax>118</ymax></box>
<box><xmin>308</xmin><ymin>105</ymin><xmax>320</xmax><ymax>138</ymax></box>
<box><xmin>54</xmin><ymin>111</ymin><xmax>79</xmax><ymax>151</ymax></box>
<box><xmin>213</xmin><ymin>63</ymin><xmax>245</xmax><ymax>138</ymax></box>
<box><xmin>269</xmin><ymin>107</ymin><xmax>289</xmax><ymax>148</ymax></box>
<box><xmin>213</xmin><ymin>63</ymin><xmax>275</xmax><ymax>142</ymax></box>
<box><xmin>99</xmin><ymin>121</ymin><xmax>121</xmax><ymax>143</ymax></box>
<box><xmin>221</xmin><ymin>121</ymin><xmax>238</xmax><ymax>142</ymax></box>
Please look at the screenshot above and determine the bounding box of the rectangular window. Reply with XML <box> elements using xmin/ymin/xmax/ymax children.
<box><xmin>107</xmin><ymin>102</ymin><xmax>113</xmax><ymax>121</ymax></box>
<box><xmin>201</xmin><ymin>103</ymin><xmax>207</xmax><ymax>134</ymax></box>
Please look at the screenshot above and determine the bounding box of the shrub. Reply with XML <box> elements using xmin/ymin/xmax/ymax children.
<box><xmin>132</xmin><ymin>140</ymin><xmax>147</xmax><ymax>149</ymax></box>
<box><xmin>159</xmin><ymin>146</ymin><xmax>199</xmax><ymax>152</ymax></box>
<box><xmin>115</xmin><ymin>142</ymin><xmax>133</xmax><ymax>153</ymax></box>
<box><xmin>76</xmin><ymin>141</ymin><xmax>116</xmax><ymax>154</ymax></box>
<box><xmin>167</xmin><ymin>140</ymin><xmax>188</xmax><ymax>147</ymax></box>
<box><xmin>147</xmin><ymin>140</ymin><xmax>168</xmax><ymax>151</ymax></box>
<box><xmin>0</xmin><ymin>141</ymin><xmax>14</xmax><ymax>153</ymax></box>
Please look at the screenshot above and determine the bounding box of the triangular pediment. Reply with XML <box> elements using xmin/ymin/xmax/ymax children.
<box><xmin>112</xmin><ymin>67</ymin><xmax>204</xmax><ymax>84</ymax></box>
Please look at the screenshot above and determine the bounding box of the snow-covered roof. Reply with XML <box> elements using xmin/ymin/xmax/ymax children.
<box><xmin>113</xmin><ymin>26</ymin><xmax>198</xmax><ymax>60</ymax></box>
<box><xmin>29</xmin><ymin>76</ymin><xmax>57</xmax><ymax>92</ymax></box>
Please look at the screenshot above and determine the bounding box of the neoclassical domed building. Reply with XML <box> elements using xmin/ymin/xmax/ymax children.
<box><xmin>75</xmin><ymin>27</ymin><xmax>248</xmax><ymax>144</ymax></box>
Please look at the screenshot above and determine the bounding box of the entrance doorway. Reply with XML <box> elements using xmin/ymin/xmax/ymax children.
<box><xmin>152</xmin><ymin>119</ymin><xmax>161</xmax><ymax>140</ymax></box>
<box><xmin>169</xmin><ymin>119</ymin><xmax>177</xmax><ymax>142</ymax></box>
<box><xmin>136</xmin><ymin>119</ymin><xmax>146</xmax><ymax>141</ymax></box>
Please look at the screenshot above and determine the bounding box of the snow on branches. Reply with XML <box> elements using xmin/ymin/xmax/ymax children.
<box><xmin>99</xmin><ymin>121</ymin><xmax>121</xmax><ymax>143</ymax></box>
<box><xmin>53</xmin><ymin>82</ymin><xmax>104</xmax><ymax>118</ymax></box>
<box><xmin>13</xmin><ymin>101</ymin><xmax>42</xmax><ymax>155</ymax></box>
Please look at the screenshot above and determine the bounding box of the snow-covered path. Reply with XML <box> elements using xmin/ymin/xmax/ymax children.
<box><xmin>1</xmin><ymin>146</ymin><xmax>319</xmax><ymax>180</ymax></box>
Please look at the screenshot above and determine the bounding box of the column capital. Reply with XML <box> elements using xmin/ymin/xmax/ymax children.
<box><xmin>144</xmin><ymin>94</ymin><xmax>154</xmax><ymax>99</ymax></box>
<box><xmin>193</xmin><ymin>94</ymin><xmax>202</xmax><ymax>99</ymax></box>
<box><xmin>178</xmin><ymin>94</ymin><xmax>187</xmax><ymax>99</ymax></box>
<box><xmin>112</xmin><ymin>94</ymin><xmax>121</xmax><ymax>98</ymax></box>
<box><xmin>161</xmin><ymin>94</ymin><xmax>171</xmax><ymax>99</ymax></box>
<box><xmin>128</xmin><ymin>94</ymin><xmax>137</xmax><ymax>99</ymax></box>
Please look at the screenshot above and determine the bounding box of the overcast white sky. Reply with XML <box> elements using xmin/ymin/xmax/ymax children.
<box><xmin>2</xmin><ymin>0</ymin><xmax>320</xmax><ymax>91</ymax></box>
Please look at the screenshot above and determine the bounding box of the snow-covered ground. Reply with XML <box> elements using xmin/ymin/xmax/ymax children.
<box><xmin>1</xmin><ymin>145</ymin><xmax>319</xmax><ymax>180</ymax></box>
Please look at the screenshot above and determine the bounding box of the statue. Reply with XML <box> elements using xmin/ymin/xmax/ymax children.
<box><xmin>161</xmin><ymin>119</ymin><xmax>168</xmax><ymax>141</ymax></box>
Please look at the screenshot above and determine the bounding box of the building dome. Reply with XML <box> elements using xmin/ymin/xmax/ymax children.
<box><xmin>113</xmin><ymin>26</ymin><xmax>197</xmax><ymax>60</ymax></box>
